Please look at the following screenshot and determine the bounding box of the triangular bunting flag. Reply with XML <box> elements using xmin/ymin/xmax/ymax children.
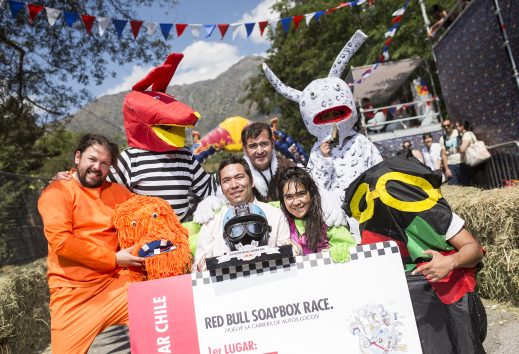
<box><xmin>7</xmin><ymin>1</ymin><xmax>24</xmax><ymax>19</ymax></box>
<box><xmin>244</xmin><ymin>22</ymin><xmax>255</xmax><ymax>38</ymax></box>
<box><xmin>160</xmin><ymin>23</ymin><xmax>173</xmax><ymax>40</ymax></box>
<box><xmin>383</xmin><ymin>50</ymin><xmax>390</xmax><ymax>61</ymax></box>
<box><xmin>392</xmin><ymin>8</ymin><xmax>405</xmax><ymax>17</ymax></box>
<box><xmin>176</xmin><ymin>23</ymin><xmax>188</xmax><ymax>37</ymax></box>
<box><xmin>63</xmin><ymin>11</ymin><xmax>78</xmax><ymax>27</ymax></box>
<box><xmin>203</xmin><ymin>24</ymin><xmax>216</xmax><ymax>38</ymax></box>
<box><xmin>384</xmin><ymin>37</ymin><xmax>393</xmax><ymax>47</ymax></box>
<box><xmin>313</xmin><ymin>10</ymin><xmax>325</xmax><ymax>22</ymax></box>
<box><xmin>113</xmin><ymin>19</ymin><xmax>127</xmax><ymax>38</ymax></box>
<box><xmin>217</xmin><ymin>24</ymin><xmax>230</xmax><ymax>39</ymax></box>
<box><xmin>280</xmin><ymin>17</ymin><xmax>292</xmax><ymax>32</ymax></box>
<box><xmin>293</xmin><ymin>15</ymin><xmax>304</xmax><ymax>31</ymax></box>
<box><xmin>28</xmin><ymin>4</ymin><xmax>44</xmax><ymax>24</ymax></box>
<box><xmin>231</xmin><ymin>23</ymin><xmax>242</xmax><ymax>40</ymax></box>
<box><xmin>258</xmin><ymin>21</ymin><xmax>268</xmax><ymax>36</ymax></box>
<box><xmin>304</xmin><ymin>13</ymin><xmax>315</xmax><ymax>26</ymax></box>
<box><xmin>81</xmin><ymin>14</ymin><xmax>96</xmax><ymax>34</ymax></box>
<box><xmin>98</xmin><ymin>17</ymin><xmax>110</xmax><ymax>36</ymax></box>
<box><xmin>327</xmin><ymin>7</ymin><xmax>338</xmax><ymax>15</ymax></box>
<box><xmin>145</xmin><ymin>22</ymin><xmax>157</xmax><ymax>35</ymax></box>
<box><xmin>385</xmin><ymin>27</ymin><xmax>397</xmax><ymax>38</ymax></box>
<box><xmin>268</xmin><ymin>20</ymin><xmax>278</xmax><ymax>36</ymax></box>
<box><xmin>392</xmin><ymin>15</ymin><xmax>403</xmax><ymax>24</ymax></box>
<box><xmin>130</xmin><ymin>20</ymin><xmax>143</xmax><ymax>39</ymax></box>
<box><xmin>190</xmin><ymin>24</ymin><xmax>201</xmax><ymax>38</ymax></box>
<box><xmin>45</xmin><ymin>7</ymin><xmax>61</xmax><ymax>26</ymax></box>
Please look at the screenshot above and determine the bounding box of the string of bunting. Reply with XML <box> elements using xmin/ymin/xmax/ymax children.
<box><xmin>351</xmin><ymin>0</ymin><xmax>411</xmax><ymax>87</ymax></box>
<box><xmin>5</xmin><ymin>0</ymin><xmax>369</xmax><ymax>40</ymax></box>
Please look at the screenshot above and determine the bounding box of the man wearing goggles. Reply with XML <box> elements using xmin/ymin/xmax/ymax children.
<box><xmin>194</xmin><ymin>155</ymin><xmax>290</xmax><ymax>271</ymax></box>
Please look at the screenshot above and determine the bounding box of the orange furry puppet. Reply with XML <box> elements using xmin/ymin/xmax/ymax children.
<box><xmin>113</xmin><ymin>195</ymin><xmax>192</xmax><ymax>281</ymax></box>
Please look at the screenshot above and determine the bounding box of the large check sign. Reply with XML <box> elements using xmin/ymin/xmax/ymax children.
<box><xmin>128</xmin><ymin>241</ymin><xmax>422</xmax><ymax>354</ymax></box>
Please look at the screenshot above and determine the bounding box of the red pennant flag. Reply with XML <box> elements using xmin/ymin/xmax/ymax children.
<box><xmin>392</xmin><ymin>15</ymin><xmax>403</xmax><ymax>24</ymax></box>
<box><xmin>81</xmin><ymin>14</ymin><xmax>96</xmax><ymax>34</ymax></box>
<box><xmin>384</xmin><ymin>37</ymin><xmax>393</xmax><ymax>46</ymax></box>
<box><xmin>293</xmin><ymin>15</ymin><xmax>304</xmax><ymax>31</ymax></box>
<box><xmin>176</xmin><ymin>23</ymin><xmax>188</xmax><ymax>37</ymax></box>
<box><xmin>28</xmin><ymin>4</ymin><xmax>44</xmax><ymax>24</ymax></box>
<box><xmin>327</xmin><ymin>7</ymin><xmax>338</xmax><ymax>14</ymax></box>
<box><xmin>258</xmin><ymin>21</ymin><xmax>268</xmax><ymax>36</ymax></box>
<box><xmin>217</xmin><ymin>24</ymin><xmax>230</xmax><ymax>39</ymax></box>
<box><xmin>130</xmin><ymin>20</ymin><xmax>143</xmax><ymax>39</ymax></box>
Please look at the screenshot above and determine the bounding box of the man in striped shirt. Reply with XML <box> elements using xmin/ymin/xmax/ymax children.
<box><xmin>108</xmin><ymin>146</ymin><xmax>216</xmax><ymax>222</ymax></box>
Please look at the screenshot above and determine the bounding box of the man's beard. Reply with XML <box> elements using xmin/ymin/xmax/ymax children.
<box><xmin>76</xmin><ymin>167</ymin><xmax>103</xmax><ymax>188</ymax></box>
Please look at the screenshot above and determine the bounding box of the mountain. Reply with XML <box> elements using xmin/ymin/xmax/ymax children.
<box><xmin>66</xmin><ymin>56</ymin><xmax>266</xmax><ymax>144</ymax></box>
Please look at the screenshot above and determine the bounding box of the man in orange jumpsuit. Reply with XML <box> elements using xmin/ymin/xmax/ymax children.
<box><xmin>38</xmin><ymin>133</ymin><xmax>145</xmax><ymax>354</ymax></box>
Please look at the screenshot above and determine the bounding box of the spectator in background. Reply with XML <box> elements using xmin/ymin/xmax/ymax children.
<box><xmin>402</xmin><ymin>140</ymin><xmax>424</xmax><ymax>162</ymax></box>
<box><xmin>439</xmin><ymin>119</ymin><xmax>469</xmax><ymax>185</ymax></box>
<box><xmin>456</xmin><ymin>120</ymin><xmax>486</xmax><ymax>186</ymax></box>
<box><xmin>427</xmin><ymin>4</ymin><xmax>452</xmax><ymax>38</ymax></box>
<box><xmin>361</xmin><ymin>97</ymin><xmax>375</xmax><ymax>124</ymax></box>
<box><xmin>421</xmin><ymin>133</ymin><xmax>449</xmax><ymax>183</ymax></box>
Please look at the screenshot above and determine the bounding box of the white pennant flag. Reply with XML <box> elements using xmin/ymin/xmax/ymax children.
<box><xmin>383</xmin><ymin>50</ymin><xmax>390</xmax><ymax>61</ymax></box>
<box><xmin>392</xmin><ymin>8</ymin><xmax>405</xmax><ymax>17</ymax></box>
<box><xmin>97</xmin><ymin>17</ymin><xmax>111</xmax><ymax>36</ymax></box>
<box><xmin>268</xmin><ymin>19</ymin><xmax>278</xmax><ymax>36</ymax></box>
<box><xmin>145</xmin><ymin>22</ymin><xmax>157</xmax><ymax>36</ymax></box>
<box><xmin>231</xmin><ymin>23</ymin><xmax>242</xmax><ymax>40</ymax></box>
<box><xmin>45</xmin><ymin>7</ymin><xmax>61</xmax><ymax>26</ymax></box>
<box><xmin>190</xmin><ymin>24</ymin><xmax>201</xmax><ymax>38</ymax></box>
<box><xmin>304</xmin><ymin>13</ymin><xmax>315</xmax><ymax>27</ymax></box>
<box><xmin>385</xmin><ymin>28</ymin><xmax>397</xmax><ymax>38</ymax></box>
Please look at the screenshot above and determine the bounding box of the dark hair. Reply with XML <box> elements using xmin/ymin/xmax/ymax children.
<box><xmin>402</xmin><ymin>140</ymin><xmax>412</xmax><ymax>148</ymax></box>
<box><xmin>75</xmin><ymin>133</ymin><xmax>119</xmax><ymax>165</ymax></box>
<box><xmin>217</xmin><ymin>154</ymin><xmax>253</xmax><ymax>184</ymax></box>
<box><xmin>422</xmin><ymin>133</ymin><xmax>433</xmax><ymax>140</ymax></box>
<box><xmin>277</xmin><ymin>167</ymin><xmax>326</xmax><ymax>252</ymax></box>
<box><xmin>241</xmin><ymin>122</ymin><xmax>273</xmax><ymax>146</ymax></box>
<box><xmin>456</xmin><ymin>120</ymin><xmax>471</xmax><ymax>131</ymax></box>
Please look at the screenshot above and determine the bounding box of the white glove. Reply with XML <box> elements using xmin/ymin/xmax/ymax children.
<box><xmin>323</xmin><ymin>203</ymin><xmax>348</xmax><ymax>227</ymax></box>
<box><xmin>319</xmin><ymin>185</ymin><xmax>347</xmax><ymax>227</ymax></box>
<box><xmin>193</xmin><ymin>194</ymin><xmax>226</xmax><ymax>224</ymax></box>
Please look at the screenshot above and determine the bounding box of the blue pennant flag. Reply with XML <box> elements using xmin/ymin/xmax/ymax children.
<box><xmin>313</xmin><ymin>10</ymin><xmax>325</xmax><ymax>22</ymax></box>
<box><xmin>203</xmin><ymin>24</ymin><xmax>216</xmax><ymax>38</ymax></box>
<box><xmin>244</xmin><ymin>22</ymin><xmax>255</xmax><ymax>38</ymax></box>
<box><xmin>113</xmin><ymin>19</ymin><xmax>127</xmax><ymax>38</ymax></box>
<box><xmin>63</xmin><ymin>11</ymin><xmax>78</xmax><ymax>27</ymax></box>
<box><xmin>280</xmin><ymin>17</ymin><xmax>292</xmax><ymax>33</ymax></box>
<box><xmin>7</xmin><ymin>1</ymin><xmax>24</xmax><ymax>19</ymax></box>
<box><xmin>160</xmin><ymin>23</ymin><xmax>173</xmax><ymax>40</ymax></box>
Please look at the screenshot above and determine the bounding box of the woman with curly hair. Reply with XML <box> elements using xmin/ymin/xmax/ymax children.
<box><xmin>277</xmin><ymin>167</ymin><xmax>356</xmax><ymax>262</ymax></box>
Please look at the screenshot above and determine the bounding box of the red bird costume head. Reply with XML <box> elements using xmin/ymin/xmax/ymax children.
<box><xmin>123</xmin><ymin>53</ymin><xmax>200</xmax><ymax>152</ymax></box>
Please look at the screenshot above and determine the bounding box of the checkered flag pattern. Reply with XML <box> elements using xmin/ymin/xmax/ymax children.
<box><xmin>191</xmin><ymin>252</ymin><xmax>333</xmax><ymax>287</ymax></box>
<box><xmin>349</xmin><ymin>241</ymin><xmax>400</xmax><ymax>261</ymax></box>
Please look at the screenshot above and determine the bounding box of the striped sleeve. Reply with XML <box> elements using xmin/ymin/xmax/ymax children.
<box><xmin>190</xmin><ymin>154</ymin><xmax>216</xmax><ymax>198</ymax></box>
<box><xmin>107</xmin><ymin>149</ymin><xmax>133</xmax><ymax>188</ymax></box>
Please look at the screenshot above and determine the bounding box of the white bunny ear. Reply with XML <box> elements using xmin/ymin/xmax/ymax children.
<box><xmin>262</xmin><ymin>63</ymin><xmax>302</xmax><ymax>103</ymax></box>
<box><xmin>328</xmin><ymin>30</ymin><xmax>368</xmax><ymax>78</ymax></box>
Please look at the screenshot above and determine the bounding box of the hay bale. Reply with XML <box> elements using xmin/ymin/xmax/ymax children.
<box><xmin>0</xmin><ymin>258</ymin><xmax>49</xmax><ymax>353</ymax></box>
<box><xmin>441</xmin><ymin>186</ymin><xmax>519</xmax><ymax>305</ymax></box>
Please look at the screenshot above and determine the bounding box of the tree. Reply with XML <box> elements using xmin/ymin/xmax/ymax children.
<box><xmin>0</xmin><ymin>1</ymin><xmax>174</xmax><ymax>174</ymax></box>
<box><xmin>245</xmin><ymin>0</ymin><xmax>457</xmax><ymax>150</ymax></box>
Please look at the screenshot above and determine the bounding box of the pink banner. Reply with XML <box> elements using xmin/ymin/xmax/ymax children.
<box><xmin>128</xmin><ymin>274</ymin><xmax>200</xmax><ymax>353</ymax></box>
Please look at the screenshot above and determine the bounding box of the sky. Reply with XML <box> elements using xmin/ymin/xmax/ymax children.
<box><xmin>95</xmin><ymin>0</ymin><xmax>279</xmax><ymax>97</ymax></box>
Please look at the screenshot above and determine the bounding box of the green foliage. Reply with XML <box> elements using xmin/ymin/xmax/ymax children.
<box><xmin>246</xmin><ymin>0</ymin><xmax>458</xmax><ymax>150</ymax></box>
